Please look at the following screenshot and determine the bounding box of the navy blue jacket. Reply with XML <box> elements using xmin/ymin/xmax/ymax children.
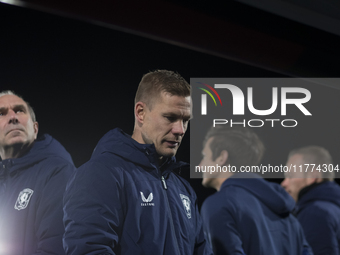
<box><xmin>296</xmin><ymin>181</ymin><xmax>340</xmax><ymax>255</ymax></box>
<box><xmin>201</xmin><ymin>173</ymin><xmax>313</xmax><ymax>255</ymax></box>
<box><xmin>0</xmin><ymin>134</ymin><xmax>75</xmax><ymax>255</ymax></box>
<box><xmin>63</xmin><ymin>128</ymin><xmax>212</xmax><ymax>255</ymax></box>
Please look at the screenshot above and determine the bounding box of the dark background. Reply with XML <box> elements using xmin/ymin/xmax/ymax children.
<box><xmin>1</xmin><ymin>1</ymin><xmax>339</xmax><ymax>207</ymax></box>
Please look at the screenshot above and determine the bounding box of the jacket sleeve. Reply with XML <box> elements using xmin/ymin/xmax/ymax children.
<box><xmin>298</xmin><ymin>208</ymin><xmax>337</xmax><ymax>255</ymax></box>
<box><xmin>63</xmin><ymin>161</ymin><xmax>125</xmax><ymax>255</ymax></box>
<box><xmin>201</xmin><ymin>199</ymin><xmax>246</xmax><ymax>255</ymax></box>
<box><xmin>193</xmin><ymin>199</ymin><xmax>214</xmax><ymax>255</ymax></box>
<box><xmin>34</xmin><ymin>159</ymin><xmax>75</xmax><ymax>255</ymax></box>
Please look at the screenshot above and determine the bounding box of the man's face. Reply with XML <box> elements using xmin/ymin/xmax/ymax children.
<box><xmin>141</xmin><ymin>92</ymin><xmax>191</xmax><ymax>158</ymax></box>
<box><xmin>199</xmin><ymin>137</ymin><xmax>230</xmax><ymax>189</ymax></box>
<box><xmin>0</xmin><ymin>95</ymin><xmax>38</xmax><ymax>150</ymax></box>
<box><xmin>200</xmin><ymin>137</ymin><xmax>218</xmax><ymax>188</ymax></box>
<box><xmin>281</xmin><ymin>154</ymin><xmax>310</xmax><ymax>202</ymax></box>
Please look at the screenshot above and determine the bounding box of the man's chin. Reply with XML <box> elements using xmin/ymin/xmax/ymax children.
<box><xmin>5</xmin><ymin>137</ymin><xmax>29</xmax><ymax>147</ymax></box>
<box><xmin>157</xmin><ymin>147</ymin><xmax>178</xmax><ymax>158</ymax></box>
<box><xmin>202</xmin><ymin>178</ymin><xmax>214</xmax><ymax>189</ymax></box>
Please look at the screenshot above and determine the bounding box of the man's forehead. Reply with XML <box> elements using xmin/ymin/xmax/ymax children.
<box><xmin>284</xmin><ymin>171</ymin><xmax>304</xmax><ymax>178</ymax></box>
<box><xmin>0</xmin><ymin>94</ymin><xmax>27</xmax><ymax>107</ymax></box>
<box><xmin>159</xmin><ymin>96</ymin><xmax>191</xmax><ymax>113</ymax></box>
<box><xmin>159</xmin><ymin>92</ymin><xmax>190</xmax><ymax>104</ymax></box>
<box><xmin>287</xmin><ymin>153</ymin><xmax>305</xmax><ymax>163</ymax></box>
<box><xmin>206</xmin><ymin>137</ymin><xmax>214</xmax><ymax>146</ymax></box>
<box><xmin>203</xmin><ymin>137</ymin><xmax>214</xmax><ymax>153</ymax></box>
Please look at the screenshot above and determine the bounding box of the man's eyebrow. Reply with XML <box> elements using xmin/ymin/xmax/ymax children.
<box><xmin>13</xmin><ymin>104</ymin><xmax>27</xmax><ymax>110</ymax></box>
<box><xmin>0</xmin><ymin>105</ymin><xmax>27</xmax><ymax>112</ymax></box>
<box><xmin>165</xmin><ymin>112</ymin><xmax>191</xmax><ymax>117</ymax></box>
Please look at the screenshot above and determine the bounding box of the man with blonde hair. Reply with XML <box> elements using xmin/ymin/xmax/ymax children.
<box><xmin>64</xmin><ymin>70</ymin><xmax>212</xmax><ymax>255</ymax></box>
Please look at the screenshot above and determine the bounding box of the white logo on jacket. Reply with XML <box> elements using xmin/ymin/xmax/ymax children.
<box><xmin>180</xmin><ymin>194</ymin><xmax>191</xmax><ymax>219</ymax></box>
<box><xmin>14</xmin><ymin>188</ymin><xmax>34</xmax><ymax>210</ymax></box>
<box><xmin>140</xmin><ymin>192</ymin><xmax>154</xmax><ymax>206</ymax></box>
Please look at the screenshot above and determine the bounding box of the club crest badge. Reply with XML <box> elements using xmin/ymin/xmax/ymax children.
<box><xmin>14</xmin><ymin>188</ymin><xmax>34</xmax><ymax>211</ymax></box>
<box><xmin>180</xmin><ymin>194</ymin><xmax>191</xmax><ymax>219</ymax></box>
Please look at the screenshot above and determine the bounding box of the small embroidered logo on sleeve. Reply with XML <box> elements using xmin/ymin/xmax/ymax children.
<box><xmin>140</xmin><ymin>192</ymin><xmax>154</xmax><ymax>206</ymax></box>
<box><xmin>14</xmin><ymin>188</ymin><xmax>34</xmax><ymax>210</ymax></box>
<box><xmin>180</xmin><ymin>194</ymin><xmax>191</xmax><ymax>219</ymax></box>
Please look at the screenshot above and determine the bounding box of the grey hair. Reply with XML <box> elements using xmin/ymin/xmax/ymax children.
<box><xmin>0</xmin><ymin>90</ymin><xmax>37</xmax><ymax>122</ymax></box>
<box><xmin>289</xmin><ymin>146</ymin><xmax>334</xmax><ymax>181</ymax></box>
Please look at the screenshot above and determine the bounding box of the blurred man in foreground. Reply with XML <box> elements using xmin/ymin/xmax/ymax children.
<box><xmin>282</xmin><ymin>146</ymin><xmax>340</xmax><ymax>254</ymax></box>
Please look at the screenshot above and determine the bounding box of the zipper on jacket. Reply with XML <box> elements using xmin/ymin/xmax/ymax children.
<box><xmin>0</xmin><ymin>164</ymin><xmax>7</xmax><ymax>196</ymax></box>
<box><xmin>161</xmin><ymin>175</ymin><xmax>181</xmax><ymax>255</ymax></box>
<box><xmin>161</xmin><ymin>176</ymin><xmax>167</xmax><ymax>190</ymax></box>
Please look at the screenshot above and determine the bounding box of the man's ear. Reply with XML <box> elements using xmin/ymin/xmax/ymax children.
<box><xmin>217</xmin><ymin>150</ymin><xmax>228</xmax><ymax>165</ymax></box>
<box><xmin>135</xmin><ymin>102</ymin><xmax>146</xmax><ymax>124</ymax></box>
<box><xmin>306</xmin><ymin>171</ymin><xmax>323</xmax><ymax>185</ymax></box>
<box><xmin>33</xmin><ymin>122</ymin><xmax>39</xmax><ymax>139</ymax></box>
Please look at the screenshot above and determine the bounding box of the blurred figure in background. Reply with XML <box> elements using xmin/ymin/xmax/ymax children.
<box><xmin>282</xmin><ymin>146</ymin><xmax>340</xmax><ymax>255</ymax></box>
<box><xmin>200</xmin><ymin>125</ymin><xmax>312</xmax><ymax>255</ymax></box>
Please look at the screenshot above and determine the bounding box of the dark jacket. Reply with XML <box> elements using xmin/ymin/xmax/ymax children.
<box><xmin>201</xmin><ymin>173</ymin><xmax>313</xmax><ymax>255</ymax></box>
<box><xmin>0</xmin><ymin>134</ymin><xmax>75</xmax><ymax>255</ymax></box>
<box><xmin>63</xmin><ymin>128</ymin><xmax>212</xmax><ymax>255</ymax></box>
<box><xmin>296</xmin><ymin>181</ymin><xmax>340</xmax><ymax>255</ymax></box>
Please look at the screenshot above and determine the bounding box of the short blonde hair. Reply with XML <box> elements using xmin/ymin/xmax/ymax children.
<box><xmin>134</xmin><ymin>70</ymin><xmax>190</xmax><ymax>110</ymax></box>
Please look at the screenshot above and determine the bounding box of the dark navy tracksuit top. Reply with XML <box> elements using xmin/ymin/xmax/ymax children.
<box><xmin>201</xmin><ymin>173</ymin><xmax>313</xmax><ymax>255</ymax></box>
<box><xmin>63</xmin><ymin>128</ymin><xmax>212</xmax><ymax>255</ymax></box>
<box><xmin>0</xmin><ymin>134</ymin><xmax>75</xmax><ymax>255</ymax></box>
<box><xmin>296</xmin><ymin>181</ymin><xmax>340</xmax><ymax>255</ymax></box>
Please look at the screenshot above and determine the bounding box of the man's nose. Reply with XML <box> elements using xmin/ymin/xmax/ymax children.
<box><xmin>8</xmin><ymin>110</ymin><xmax>19</xmax><ymax>124</ymax></box>
<box><xmin>172</xmin><ymin>120</ymin><xmax>185</xmax><ymax>136</ymax></box>
<box><xmin>281</xmin><ymin>178</ymin><xmax>289</xmax><ymax>189</ymax></box>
